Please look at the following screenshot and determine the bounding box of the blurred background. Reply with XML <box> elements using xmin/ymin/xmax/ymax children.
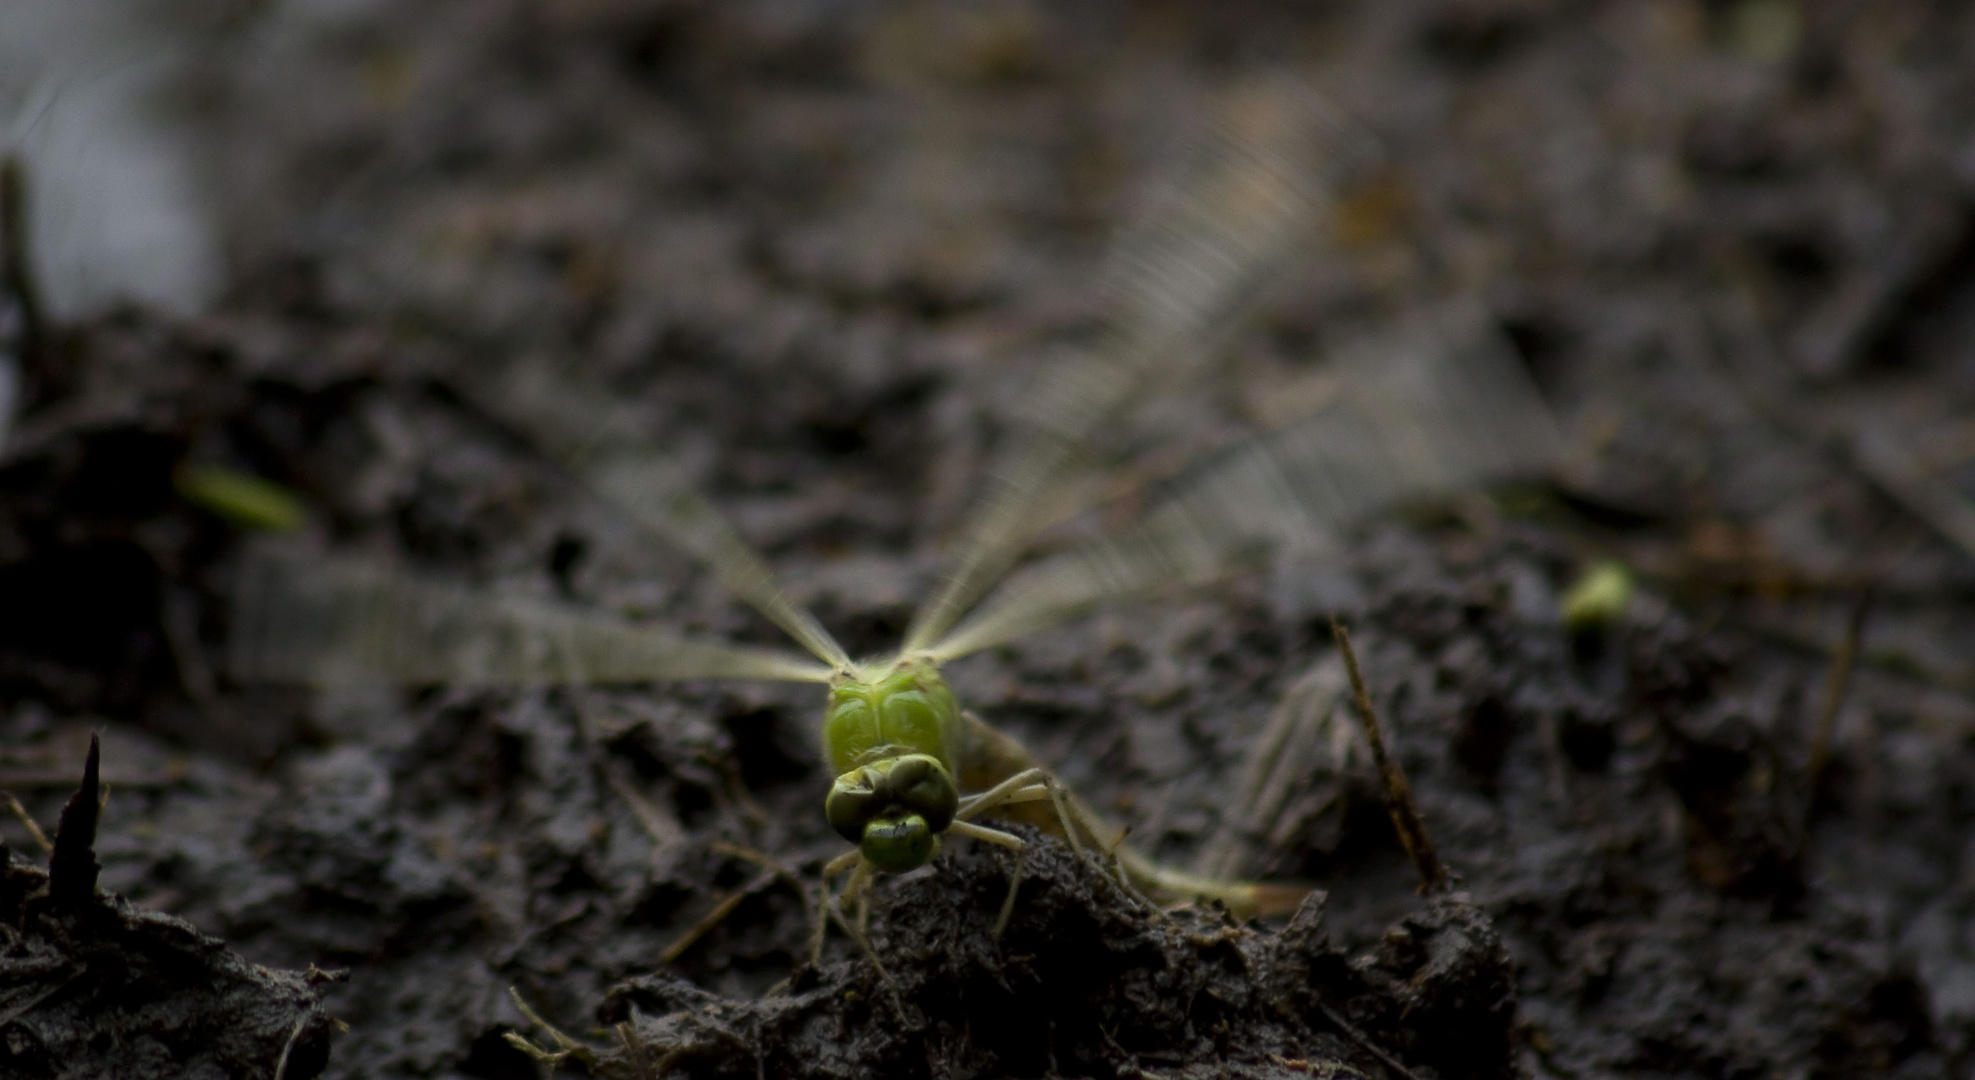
<box><xmin>3</xmin><ymin>2</ymin><xmax>1975</xmax><ymax>1077</ymax></box>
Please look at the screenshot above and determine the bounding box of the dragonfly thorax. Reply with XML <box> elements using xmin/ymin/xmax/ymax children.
<box><xmin>821</xmin><ymin>657</ymin><xmax>964</xmax><ymax>871</ymax></box>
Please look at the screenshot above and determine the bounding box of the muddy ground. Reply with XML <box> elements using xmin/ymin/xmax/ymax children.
<box><xmin>4</xmin><ymin>1</ymin><xmax>1975</xmax><ymax>1077</ymax></box>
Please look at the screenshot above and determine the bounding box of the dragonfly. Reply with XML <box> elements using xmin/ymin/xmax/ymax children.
<box><xmin>226</xmin><ymin>78</ymin><xmax>1561</xmax><ymax>954</ymax></box>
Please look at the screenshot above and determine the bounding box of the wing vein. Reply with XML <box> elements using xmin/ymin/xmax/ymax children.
<box><xmin>465</xmin><ymin>357</ymin><xmax>853</xmax><ymax>672</ymax></box>
<box><xmin>901</xmin><ymin>79</ymin><xmax>1376</xmax><ymax>655</ymax></box>
<box><xmin>927</xmin><ymin>305</ymin><xmax>1561</xmax><ymax>660</ymax></box>
<box><xmin>228</xmin><ymin>545</ymin><xmax>836</xmax><ymax>688</ymax></box>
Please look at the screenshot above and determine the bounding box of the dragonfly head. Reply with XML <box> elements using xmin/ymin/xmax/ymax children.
<box><xmin>820</xmin><ymin>657</ymin><xmax>963</xmax><ymax>871</ymax></box>
<box><xmin>824</xmin><ymin>753</ymin><xmax>959</xmax><ymax>872</ymax></box>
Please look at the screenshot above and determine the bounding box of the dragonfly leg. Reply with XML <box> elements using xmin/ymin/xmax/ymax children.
<box><xmin>993</xmin><ymin>845</ymin><xmax>1026</xmax><ymax>939</ymax></box>
<box><xmin>943</xmin><ymin>820</ymin><xmax>1030</xmax><ymax>938</ymax></box>
<box><xmin>1102</xmin><ymin>828</ymin><xmax>1168</xmax><ymax>919</ymax></box>
<box><xmin>955</xmin><ymin>764</ymin><xmax>1172</xmax><ymax>924</ymax></box>
<box><xmin>823</xmin><ymin>849</ymin><xmax>863</xmax><ymax>877</ymax></box>
<box><xmin>954</xmin><ymin>767</ymin><xmax>1050</xmax><ymax>819</ymax></box>
<box><xmin>817</xmin><ymin>857</ymin><xmax>904</xmax><ymax>1012</ymax></box>
<box><xmin>956</xmin><ymin>767</ymin><xmax>1086</xmax><ymax>860</ymax></box>
<box><xmin>946</xmin><ymin>819</ymin><xmax>1025</xmax><ymax>849</ymax></box>
<box><xmin>841</xmin><ymin>859</ymin><xmax>874</xmax><ymax>938</ymax></box>
<box><xmin>811</xmin><ymin>849</ymin><xmax>864</xmax><ymax>964</ymax></box>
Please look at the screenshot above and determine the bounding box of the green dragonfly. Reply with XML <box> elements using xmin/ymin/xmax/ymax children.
<box><xmin>227</xmin><ymin>78</ymin><xmax>1560</xmax><ymax>947</ymax></box>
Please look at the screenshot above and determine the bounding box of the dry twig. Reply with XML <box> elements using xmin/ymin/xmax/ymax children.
<box><xmin>658</xmin><ymin>868</ymin><xmax>780</xmax><ymax>965</ymax></box>
<box><xmin>1316</xmin><ymin>1002</ymin><xmax>1426</xmax><ymax>1080</ymax></box>
<box><xmin>3</xmin><ymin>790</ymin><xmax>51</xmax><ymax>854</ymax></box>
<box><xmin>1330</xmin><ymin>617</ymin><xmax>1448</xmax><ymax>894</ymax></box>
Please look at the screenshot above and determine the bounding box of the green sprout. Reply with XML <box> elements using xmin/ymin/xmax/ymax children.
<box><xmin>175</xmin><ymin>464</ymin><xmax>305</xmax><ymax>532</ymax></box>
<box><xmin>1561</xmin><ymin>559</ymin><xmax>1634</xmax><ymax>629</ymax></box>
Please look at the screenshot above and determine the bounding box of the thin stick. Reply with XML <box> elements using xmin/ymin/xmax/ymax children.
<box><xmin>1330</xmin><ymin>617</ymin><xmax>1448</xmax><ymax>894</ymax></box>
<box><xmin>3</xmin><ymin>791</ymin><xmax>51</xmax><ymax>854</ymax></box>
<box><xmin>712</xmin><ymin>841</ymin><xmax>814</xmax><ymax>928</ymax></box>
<box><xmin>1804</xmin><ymin>590</ymin><xmax>1871</xmax><ymax>812</ymax></box>
<box><xmin>1316</xmin><ymin>1002</ymin><xmax>1426</xmax><ymax>1080</ymax></box>
<box><xmin>658</xmin><ymin>868</ymin><xmax>778</xmax><ymax>965</ymax></box>
<box><xmin>608</xmin><ymin>770</ymin><xmax>686</xmax><ymax>849</ymax></box>
<box><xmin>614</xmin><ymin>1023</ymin><xmax>690</xmax><ymax>1080</ymax></box>
<box><xmin>614</xmin><ymin>1021</ymin><xmax>660</xmax><ymax>1080</ymax></box>
<box><xmin>271</xmin><ymin>1013</ymin><xmax>312</xmax><ymax>1080</ymax></box>
<box><xmin>503</xmin><ymin>987</ymin><xmax>590</xmax><ymax>1068</ymax></box>
<box><xmin>0</xmin><ymin>975</ymin><xmax>73</xmax><ymax>1032</ymax></box>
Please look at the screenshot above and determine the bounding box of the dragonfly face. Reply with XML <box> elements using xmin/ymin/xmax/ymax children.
<box><xmin>821</xmin><ymin>658</ymin><xmax>964</xmax><ymax>872</ymax></box>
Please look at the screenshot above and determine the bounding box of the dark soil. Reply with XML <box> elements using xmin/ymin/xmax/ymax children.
<box><xmin>578</xmin><ymin>840</ymin><xmax>1513</xmax><ymax>1080</ymax></box>
<box><xmin>4</xmin><ymin>1</ymin><xmax>1975</xmax><ymax>1078</ymax></box>
<box><xmin>0</xmin><ymin>739</ymin><xmax>336</xmax><ymax>1078</ymax></box>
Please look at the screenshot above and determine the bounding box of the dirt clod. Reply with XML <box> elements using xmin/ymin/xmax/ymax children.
<box><xmin>581</xmin><ymin>836</ymin><xmax>1510</xmax><ymax>1080</ymax></box>
<box><xmin>0</xmin><ymin>743</ymin><xmax>334</xmax><ymax>1079</ymax></box>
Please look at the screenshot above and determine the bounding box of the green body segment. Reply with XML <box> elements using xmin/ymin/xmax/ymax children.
<box><xmin>819</xmin><ymin>659</ymin><xmax>1311</xmax><ymax>916</ymax></box>
<box><xmin>822</xmin><ymin>658</ymin><xmax>961</xmax><ymax>775</ymax></box>
<box><xmin>821</xmin><ymin>658</ymin><xmax>964</xmax><ymax>872</ymax></box>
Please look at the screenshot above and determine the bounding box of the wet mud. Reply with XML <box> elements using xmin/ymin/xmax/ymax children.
<box><xmin>0</xmin><ymin>740</ymin><xmax>335</xmax><ymax>1078</ymax></box>
<box><xmin>3</xmin><ymin>1</ymin><xmax>1975</xmax><ymax>1078</ymax></box>
<box><xmin>570</xmin><ymin>841</ymin><xmax>1512</xmax><ymax>1080</ymax></box>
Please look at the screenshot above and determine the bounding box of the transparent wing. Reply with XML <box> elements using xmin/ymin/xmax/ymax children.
<box><xmin>899</xmin><ymin>77</ymin><xmax>1378</xmax><ymax>655</ymax></box>
<box><xmin>926</xmin><ymin>304</ymin><xmax>1561</xmax><ymax>660</ymax></box>
<box><xmin>228</xmin><ymin>545</ymin><xmax>836</xmax><ymax>688</ymax></box>
<box><xmin>463</xmin><ymin>356</ymin><xmax>853</xmax><ymax>673</ymax></box>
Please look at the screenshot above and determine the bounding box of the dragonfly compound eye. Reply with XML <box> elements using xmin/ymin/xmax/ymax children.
<box><xmin>883</xmin><ymin>754</ymin><xmax>958</xmax><ymax>833</ymax></box>
<box><xmin>825</xmin><ymin>767</ymin><xmax>881</xmax><ymax>845</ymax></box>
<box><xmin>823</xmin><ymin>753</ymin><xmax>959</xmax><ymax>864</ymax></box>
<box><xmin>861</xmin><ymin>808</ymin><xmax>939</xmax><ymax>872</ymax></box>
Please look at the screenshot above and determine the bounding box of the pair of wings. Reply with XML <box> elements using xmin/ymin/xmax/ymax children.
<box><xmin>227</xmin><ymin>80</ymin><xmax>1562</xmax><ymax>691</ymax></box>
